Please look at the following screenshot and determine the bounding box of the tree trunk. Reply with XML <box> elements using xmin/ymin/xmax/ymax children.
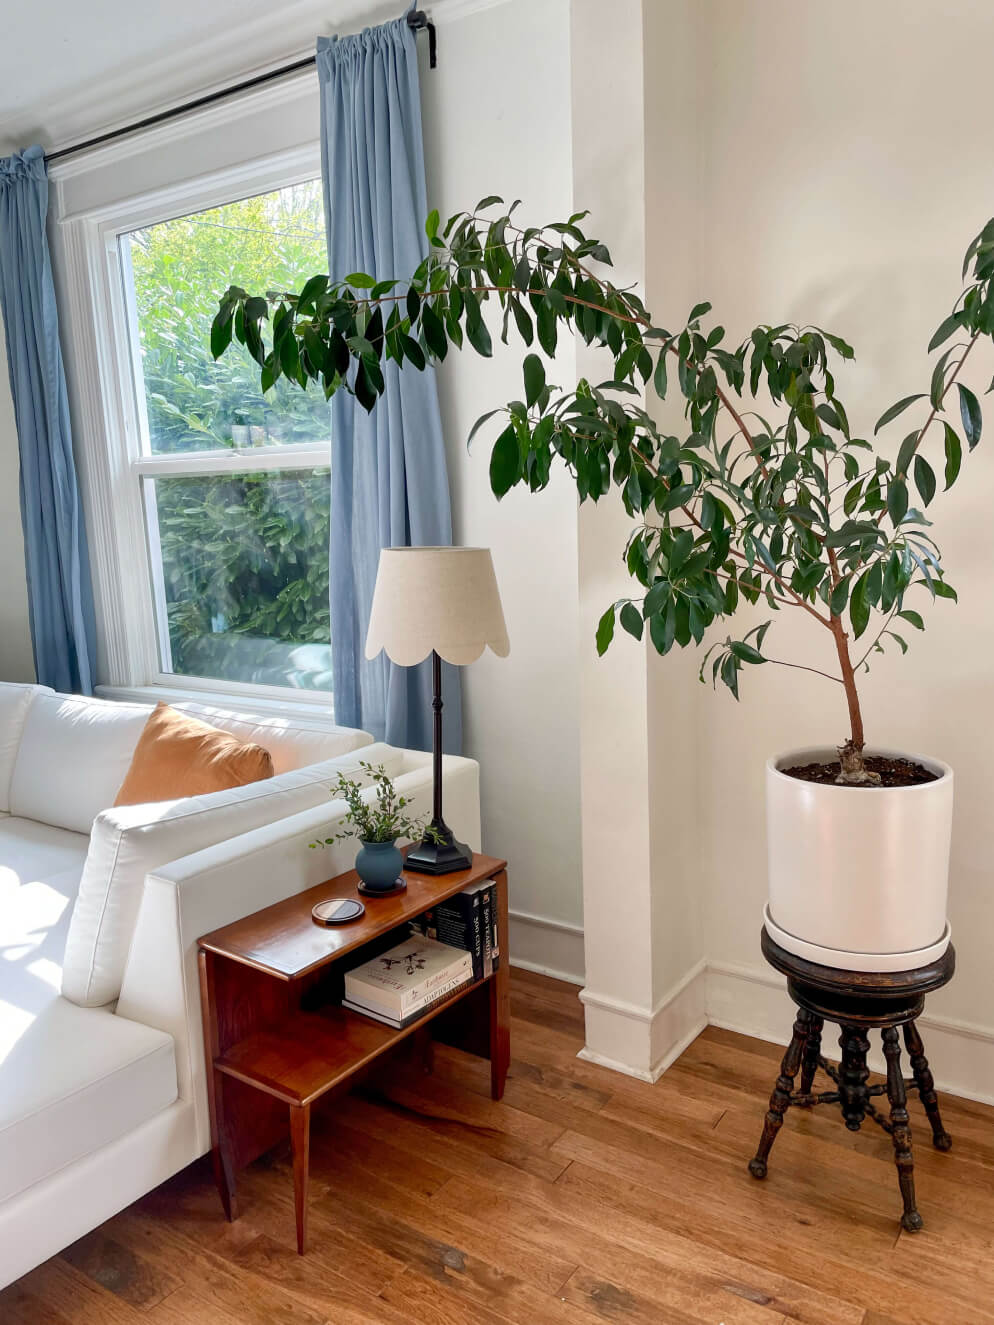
<box><xmin>829</xmin><ymin>616</ymin><xmax>879</xmax><ymax>785</ymax></box>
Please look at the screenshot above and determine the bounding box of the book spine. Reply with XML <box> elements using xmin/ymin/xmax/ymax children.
<box><xmin>482</xmin><ymin>885</ymin><xmax>495</xmax><ymax>980</ymax></box>
<box><xmin>430</xmin><ymin>892</ymin><xmax>484</xmax><ymax>980</ymax></box>
<box><xmin>490</xmin><ymin>880</ymin><xmax>500</xmax><ymax>970</ymax></box>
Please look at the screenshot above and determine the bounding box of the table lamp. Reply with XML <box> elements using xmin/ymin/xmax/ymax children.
<box><xmin>365</xmin><ymin>546</ymin><xmax>509</xmax><ymax>874</ymax></box>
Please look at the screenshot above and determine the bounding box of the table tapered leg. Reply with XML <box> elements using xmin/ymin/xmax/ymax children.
<box><xmin>882</xmin><ymin>1026</ymin><xmax>922</xmax><ymax>1232</ymax></box>
<box><xmin>799</xmin><ymin>1015</ymin><xmax>824</xmax><ymax>1094</ymax></box>
<box><xmin>749</xmin><ymin>1009</ymin><xmax>812</xmax><ymax>1179</ymax></box>
<box><xmin>290</xmin><ymin>1103</ymin><xmax>311</xmax><ymax>1254</ymax></box>
<box><xmin>903</xmin><ymin>1020</ymin><xmax>951</xmax><ymax>1151</ymax></box>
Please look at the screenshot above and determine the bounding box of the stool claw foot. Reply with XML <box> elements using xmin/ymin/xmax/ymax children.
<box><xmin>748</xmin><ymin>1157</ymin><xmax>767</xmax><ymax>1179</ymax></box>
<box><xmin>901</xmin><ymin>1209</ymin><xmax>924</xmax><ymax>1233</ymax></box>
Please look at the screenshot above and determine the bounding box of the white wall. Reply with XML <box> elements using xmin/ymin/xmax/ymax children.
<box><xmin>421</xmin><ymin>0</ymin><xmax>584</xmax><ymax>980</ymax></box>
<box><xmin>656</xmin><ymin>0</ymin><xmax>994</xmax><ymax>1099</ymax></box>
<box><xmin>0</xmin><ymin>324</ymin><xmax>34</xmax><ymax>683</ymax></box>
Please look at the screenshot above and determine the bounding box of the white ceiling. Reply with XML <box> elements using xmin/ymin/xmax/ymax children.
<box><xmin>0</xmin><ymin>0</ymin><xmax>412</xmax><ymax>155</ymax></box>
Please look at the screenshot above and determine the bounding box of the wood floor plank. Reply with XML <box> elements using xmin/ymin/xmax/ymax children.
<box><xmin>2</xmin><ymin>970</ymin><xmax>992</xmax><ymax>1325</ymax></box>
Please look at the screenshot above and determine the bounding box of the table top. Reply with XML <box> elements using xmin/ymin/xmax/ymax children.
<box><xmin>199</xmin><ymin>851</ymin><xmax>506</xmax><ymax>980</ymax></box>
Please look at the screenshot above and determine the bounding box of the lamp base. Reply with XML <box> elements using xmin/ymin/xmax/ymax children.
<box><xmin>405</xmin><ymin>824</ymin><xmax>473</xmax><ymax>876</ymax></box>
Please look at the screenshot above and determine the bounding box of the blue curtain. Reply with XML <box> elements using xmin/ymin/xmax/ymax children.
<box><xmin>0</xmin><ymin>146</ymin><xmax>96</xmax><ymax>693</ymax></box>
<box><xmin>317</xmin><ymin>13</ymin><xmax>461</xmax><ymax>753</ymax></box>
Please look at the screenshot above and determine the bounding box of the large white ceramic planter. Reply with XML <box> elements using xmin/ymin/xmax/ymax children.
<box><xmin>765</xmin><ymin>746</ymin><xmax>953</xmax><ymax>972</ymax></box>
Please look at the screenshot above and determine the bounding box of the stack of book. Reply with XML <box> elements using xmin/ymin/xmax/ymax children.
<box><xmin>409</xmin><ymin>879</ymin><xmax>500</xmax><ymax>981</ymax></box>
<box><xmin>342</xmin><ymin>935</ymin><xmax>473</xmax><ymax>1029</ymax></box>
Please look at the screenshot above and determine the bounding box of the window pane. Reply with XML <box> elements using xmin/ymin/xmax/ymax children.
<box><xmin>122</xmin><ymin>182</ymin><xmax>328</xmax><ymax>454</ymax></box>
<box><xmin>146</xmin><ymin>470</ymin><xmax>332</xmax><ymax>690</ymax></box>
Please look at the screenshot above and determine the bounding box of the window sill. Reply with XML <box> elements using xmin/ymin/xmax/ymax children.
<box><xmin>96</xmin><ymin>683</ymin><xmax>337</xmax><ymax>722</ymax></box>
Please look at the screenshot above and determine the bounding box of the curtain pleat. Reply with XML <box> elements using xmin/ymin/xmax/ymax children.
<box><xmin>0</xmin><ymin>145</ymin><xmax>96</xmax><ymax>693</ymax></box>
<box><xmin>317</xmin><ymin>12</ymin><xmax>462</xmax><ymax>752</ymax></box>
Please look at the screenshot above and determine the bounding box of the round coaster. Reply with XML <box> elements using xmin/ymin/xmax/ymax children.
<box><xmin>356</xmin><ymin>876</ymin><xmax>408</xmax><ymax>898</ymax></box>
<box><xmin>312</xmin><ymin>897</ymin><xmax>365</xmax><ymax>925</ymax></box>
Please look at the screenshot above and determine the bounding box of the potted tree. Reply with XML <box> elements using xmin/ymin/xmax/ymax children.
<box><xmin>213</xmin><ymin>200</ymin><xmax>994</xmax><ymax>968</ymax></box>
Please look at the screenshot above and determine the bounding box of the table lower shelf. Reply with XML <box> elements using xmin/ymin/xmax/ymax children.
<box><xmin>215</xmin><ymin>973</ymin><xmax>492</xmax><ymax>1107</ymax></box>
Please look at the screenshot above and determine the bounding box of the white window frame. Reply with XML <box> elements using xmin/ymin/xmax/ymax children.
<box><xmin>56</xmin><ymin>142</ymin><xmax>339</xmax><ymax>709</ymax></box>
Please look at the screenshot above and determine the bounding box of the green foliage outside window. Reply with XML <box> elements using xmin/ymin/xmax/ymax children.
<box><xmin>125</xmin><ymin>184</ymin><xmax>333</xmax><ymax>681</ymax></box>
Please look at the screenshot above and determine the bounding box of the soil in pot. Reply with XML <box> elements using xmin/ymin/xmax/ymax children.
<box><xmin>781</xmin><ymin>756</ymin><xmax>938</xmax><ymax>788</ymax></box>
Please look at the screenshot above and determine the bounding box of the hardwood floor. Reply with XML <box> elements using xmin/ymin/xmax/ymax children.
<box><xmin>4</xmin><ymin>968</ymin><xmax>993</xmax><ymax>1324</ymax></box>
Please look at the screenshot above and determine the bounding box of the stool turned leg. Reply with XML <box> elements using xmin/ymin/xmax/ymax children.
<box><xmin>749</xmin><ymin>1008</ymin><xmax>812</xmax><ymax>1179</ymax></box>
<box><xmin>903</xmin><ymin>1021</ymin><xmax>952</xmax><ymax>1152</ymax></box>
<box><xmin>882</xmin><ymin>1026</ymin><xmax>922</xmax><ymax>1233</ymax></box>
<box><xmin>838</xmin><ymin>1025</ymin><xmax>871</xmax><ymax>1130</ymax></box>
<box><xmin>799</xmin><ymin>1015</ymin><xmax>824</xmax><ymax>1094</ymax></box>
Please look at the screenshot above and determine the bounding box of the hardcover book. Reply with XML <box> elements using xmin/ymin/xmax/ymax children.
<box><xmin>344</xmin><ymin>936</ymin><xmax>472</xmax><ymax>1016</ymax></box>
<box><xmin>342</xmin><ymin>969</ymin><xmax>473</xmax><ymax>1028</ymax></box>
<box><xmin>411</xmin><ymin>884</ymin><xmax>486</xmax><ymax>979</ymax></box>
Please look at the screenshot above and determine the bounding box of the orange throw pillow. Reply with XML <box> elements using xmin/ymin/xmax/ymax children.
<box><xmin>114</xmin><ymin>702</ymin><xmax>274</xmax><ymax>806</ymax></box>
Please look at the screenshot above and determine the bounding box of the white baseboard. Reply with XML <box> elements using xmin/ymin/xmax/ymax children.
<box><xmin>706</xmin><ymin>961</ymin><xmax>994</xmax><ymax>1108</ymax></box>
<box><xmin>578</xmin><ymin>959</ymin><xmax>708</xmax><ymax>1083</ymax></box>
<box><xmin>508</xmin><ymin>908</ymin><xmax>584</xmax><ymax>985</ymax></box>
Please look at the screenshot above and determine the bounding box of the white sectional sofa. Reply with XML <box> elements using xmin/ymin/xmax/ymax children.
<box><xmin>0</xmin><ymin>684</ymin><xmax>481</xmax><ymax>1288</ymax></box>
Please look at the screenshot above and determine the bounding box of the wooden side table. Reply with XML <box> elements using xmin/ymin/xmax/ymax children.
<box><xmin>197</xmin><ymin>852</ymin><xmax>509</xmax><ymax>1253</ymax></box>
<box><xmin>749</xmin><ymin>928</ymin><xmax>955</xmax><ymax>1232</ymax></box>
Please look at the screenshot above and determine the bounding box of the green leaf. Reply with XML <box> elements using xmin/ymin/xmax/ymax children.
<box><xmin>829</xmin><ymin>577</ymin><xmax>850</xmax><ymax>617</ymax></box>
<box><xmin>849</xmin><ymin>572</ymin><xmax>870</xmax><ymax>639</ymax></box>
<box><xmin>913</xmin><ymin>454</ymin><xmax>936</xmax><ymax>507</ymax></box>
<box><xmin>943</xmin><ymin>423</ymin><xmax>962</xmax><ymax>488</ymax></box>
<box><xmin>927</xmin><ymin>312</ymin><xmax>963</xmax><ymax>353</ymax></box>
<box><xmin>210</xmin><ymin>313</ymin><xmax>232</xmax><ymax>359</ymax></box>
<box><xmin>619</xmin><ymin>602</ymin><xmax>643</xmax><ymax>641</ymax></box>
<box><xmin>421</xmin><ymin>305</ymin><xmax>448</xmax><ymax>360</ymax></box>
<box><xmin>467</xmin><ymin>409</ymin><xmax>502</xmax><ymax>445</ymax></box>
<box><xmin>958</xmin><ymin>382</ymin><xmax>982</xmax><ymax>448</ymax></box>
<box><xmin>887</xmin><ymin>476</ymin><xmax>909</xmax><ymax>526</ymax></box>
<box><xmin>874</xmin><ymin>394</ymin><xmax>925</xmax><ymax>434</ymax></box>
<box><xmin>345</xmin><ymin>272</ymin><xmax>376</xmax><ymax>289</ymax></box>
<box><xmin>466</xmin><ymin>309</ymin><xmax>493</xmax><ymax>358</ymax></box>
<box><xmin>425</xmin><ymin>209</ymin><xmax>440</xmax><ymax>241</ymax></box>
<box><xmin>653</xmin><ymin>349</ymin><xmax>668</xmax><ymax>400</ymax></box>
<box><xmin>475</xmin><ymin>195</ymin><xmax>503</xmax><ymax>211</ymax></box>
<box><xmin>897</xmin><ymin>608</ymin><xmax>925</xmax><ymax>630</ymax></box>
<box><xmin>730</xmin><ymin>641</ymin><xmax>765</xmax><ymax>664</ymax></box>
<box><xmin>595</xmin><ymin>605</ymin><xmax>615</xmax><ymax>656</ymax></box>
<box><xmin>489</xmin><ymin>424</ymin><xmax>520</xmax><ymax>498</ymax></box>
<box><xmin>895</xmin><ymin>431</ymin><xmax>918</xmax><ymax>477</ymax></box>
<box><xmin>933</xmin><ymin>580</ymin><xmax>958</xmax><ymax>601</ymax></box>
<box><xmin>523</xmin><ymin>354</ymin><xmax>545</xmax><ymax>408</ymax></box>
<box><xmin>688</xmin><ymin>301</ymin><xmax>712</xmax><ymax>323</ymax></box>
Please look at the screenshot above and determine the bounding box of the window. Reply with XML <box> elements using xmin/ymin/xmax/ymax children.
<box><xmin>116</xmin><ymin>179</ymin><xmax>332</xmax><ymax>693</ymax></box>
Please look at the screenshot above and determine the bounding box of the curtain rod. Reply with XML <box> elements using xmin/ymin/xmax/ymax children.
<box><xmin>45</xmin><ymin>9</ymin><xmax>437</xmax><ymax>167</ymax></box>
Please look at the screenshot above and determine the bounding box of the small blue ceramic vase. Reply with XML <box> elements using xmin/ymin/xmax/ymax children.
<box><xmin>355</xmin><ymin>839</ymin><xmax>403</xmax><ymax>892</ymax></box>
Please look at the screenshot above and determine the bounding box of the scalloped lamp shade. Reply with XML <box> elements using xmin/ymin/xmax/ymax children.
<box><xmin>365</xmin><ymin>547</ymin><xmax>510</xmax><ymax>666</ymax></box>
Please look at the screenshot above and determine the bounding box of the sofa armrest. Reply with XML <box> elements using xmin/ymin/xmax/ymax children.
<box><xmin>114</xmin><ymin>754</ymin><xmax>480</xmax><ymax>1153</ymax></box>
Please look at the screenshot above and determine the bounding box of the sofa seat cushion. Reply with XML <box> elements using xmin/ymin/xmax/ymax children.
<box><xmin>0</xmin><ymin>816</ymin><xmax>89</xmax><ymax>1022</ymax></box>
<box><xmin>10</xmin><ymin>693</ymin><xmax>153</xmax><ymax>834</ymax></box>
<box><xmin>0</xmin><ymin>998</ymin><xmax>176</xmax><ymax>1203</ymax></box>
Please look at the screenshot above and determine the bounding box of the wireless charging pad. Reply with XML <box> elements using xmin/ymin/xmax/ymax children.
<box><xmin>311</xmin><ymin>898</ymin><xmax>365</xmax><ymax>925</ymax></box>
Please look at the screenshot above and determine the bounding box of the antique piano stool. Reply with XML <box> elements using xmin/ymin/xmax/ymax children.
<box><xmin>749</xmin><ymin>928</ymin><xmax>955</xmax><ymax>1232</ymax></box>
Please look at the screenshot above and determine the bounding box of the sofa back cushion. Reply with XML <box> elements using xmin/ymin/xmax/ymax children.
<box><xmin>10</xmin><ymin>693</ymin><xmax>153</xmax><ymax>834</ymax></box>
<box><xmin>61</xmin><ymin>743</ymin><xmax>406</xmax><ymax>1007</ymax></box>
<box><xmin>173</xmin><ymin>701</ymin><xmax>371</xmax><ymax>774</ymax></box>
<box><xmin>114</xmin><ymin>703</ymin><xmax>274</xmax><ymax>805</ymax></box>
<box><xmin>0</xmin><ymin>683</ymin><xmax>51</xmax><ymax>813</ymax></box>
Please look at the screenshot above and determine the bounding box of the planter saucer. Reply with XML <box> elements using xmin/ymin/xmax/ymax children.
<box><xmin>357</xmin><ymin>876</ymin><xmax>407</xmax><ymax>898</ymax></box>
<box><xmin>762</xmin><ymin>905</ymin><xmax>951</xmax><ymax>973</ymax></box>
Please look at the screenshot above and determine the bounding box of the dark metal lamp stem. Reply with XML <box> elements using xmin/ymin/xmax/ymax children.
<box><xmin>404</xmin><ymin>650</ymin><xmax>473</xmax><ymax>875</ymax></box>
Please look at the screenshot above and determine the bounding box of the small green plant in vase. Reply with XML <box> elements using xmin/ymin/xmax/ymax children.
<box><xmin>310</xmin><ymin>762</ymin><xmax>443</xmax><ymax>893</ymax></box>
